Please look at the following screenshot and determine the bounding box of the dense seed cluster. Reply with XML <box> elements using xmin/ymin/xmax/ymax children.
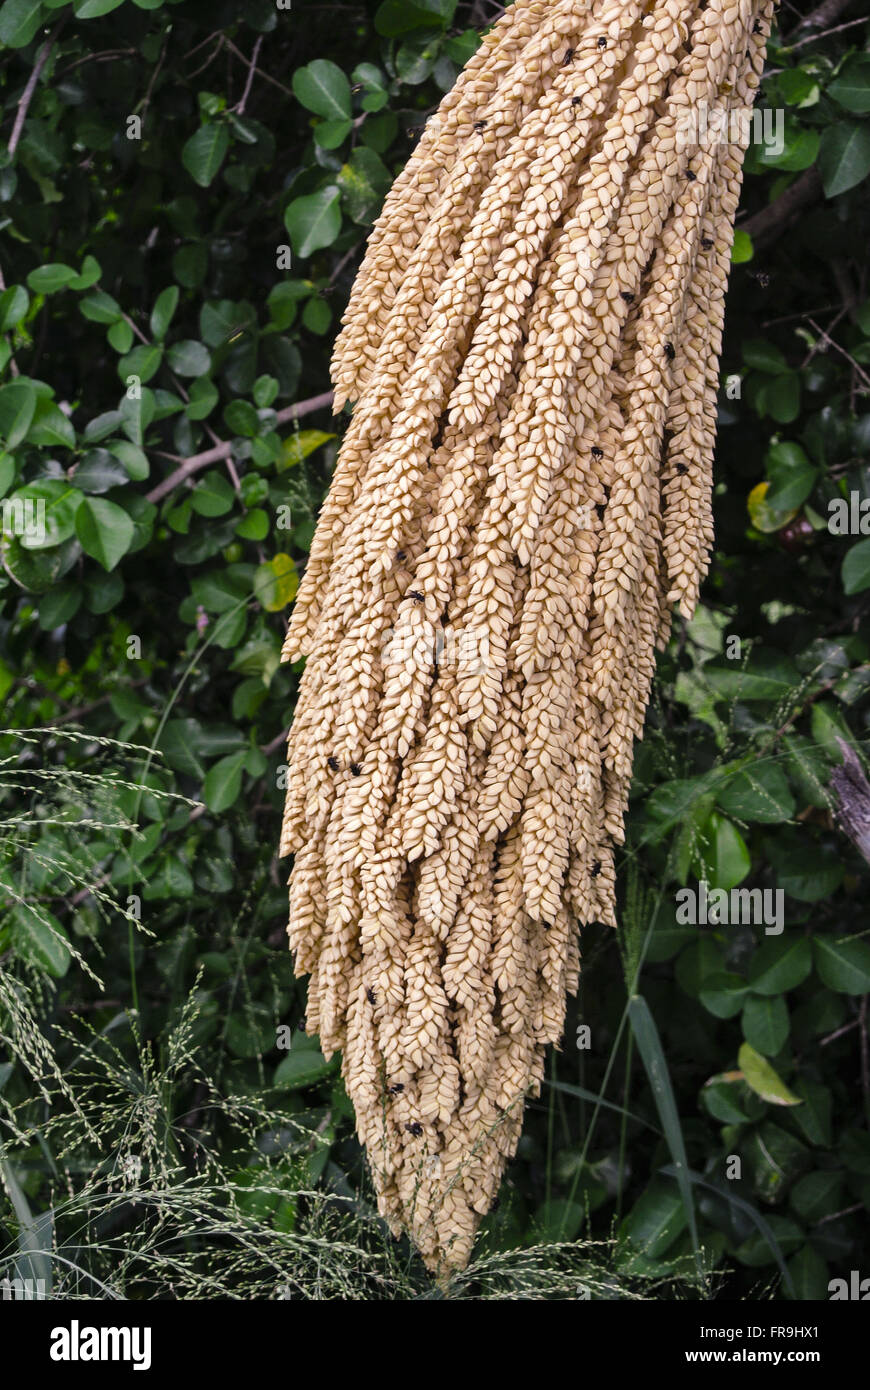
<box><xmin>278</xmin><ymin>0</ymin><xmax>776</xmax><ymax>1275</ymax></box>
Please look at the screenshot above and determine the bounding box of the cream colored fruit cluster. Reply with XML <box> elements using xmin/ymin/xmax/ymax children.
<box><xmin>278</xmin><ymin>0</ymin><xmax>776</xmax><ymax>1276</ymax></box>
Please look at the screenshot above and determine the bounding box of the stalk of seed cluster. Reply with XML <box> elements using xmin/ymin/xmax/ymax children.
<box><xmin>279</xmin><ymin>0</ymin><xmax>778</xmax><ymax>1276</ymax></box>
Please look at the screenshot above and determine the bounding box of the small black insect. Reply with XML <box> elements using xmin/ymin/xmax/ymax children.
<box><xmin>620</xmin><ymin>291</ymin><xmax>635</xmax><ymax>303</ymax></box>
<box><xmin>571</xmin><ymin>96</ymin><xmax>583</xmax><ymax>106</ymax></box>
<box><xmin>700</xmin><ymin>237</ymin><xmax>714</xmax><ymax>250</ymax></box>
<box><xmin>350</xmin><ymin>762</ymin><xmax>362</xmax><ymax>776</ymax></box>
<box><xmin>664</xmin><ymin>342</ymin><xmax>675</xmax><ymax>360</ymax></box>
<box><xmin>597</xmin><ymin>36</ymin><xmax>607</xmax><ymax>48</ymax></box>
<box><xmin>396</xmin><ymin>549</ymin><xmax>407</xmax><ymax>563</ymax></box>
<box><xmin>366</xmin><ymin>987</ymin><xmax>376</xmax><ymax>1005</ymax></box>
<box><xmin>406</xmin><ymin>1121</ymin><xmax>423</xmax><ymax>1137</ymax></box>
<box><xmin>595</xmin><ymin>503</ymin><xmax>606</xmax><ymax>522</ymax></box>
<box><xmin>753</xmin><ymin>20</ymin><xmax>762</xmax><ymax>33</ymax></box>
<box><xmin>473</xmin><ymin>119</ymin><xmax>488</xmax><ymax>131</ymax></box>
<box><xmin>591</xmin><ymin>445</ymin><xmax>604</xmax><ymax>459</ymax></box>
<box><xmin>542</xmin><ymin>921</ymin><xmax>552</xmax><ymax>932</ymax></box>
<box><xmin>327</xmin><ymin>755</ymin><xmax>340</xmax><ymax>772</ymax></box>
<box><xmin>676</xmin><ymin>462</ymin><xmax>689</xmax><ymax>476</ymax></box>
<box><xmin>299</xmin><ymin>1018</ymin><xmax>307</xmax><ymax>1033</ymax></box>
<box><xmin>388</xmin><ymin>1082</ymin><xmax>404</xmax><ymax>1096</ymax></box>
<box><xmin>562</xmin><ymin>47</ymin><xmax>574</xmax><ymax>65</ymax></box>
<box><xmin>686</xmin><ymin>169</ymin><xmax>697</xmax><ymax>181</ymax></box>
<box><xmin>591</xmin><ymin>860</ymin><xmax>602</xmax><ymax>878</ymax></box>
<box><xmin>408</xmin><ymin>590</ymin><xmax>425</xmax><ymax>603</ymax></box>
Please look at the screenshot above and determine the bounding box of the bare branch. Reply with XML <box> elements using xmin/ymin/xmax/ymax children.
<box><xmin>739</xmin><ymin>167</ymin><xmax>822</xmax><ymax>251</ymax></box>
<box><xmin>8</xmin><ymin>16</ymin><xmax>67</xmax><ymax>158</ymax></box>
<box><xmin>145</xmin><ymin>391</ymin><xmax>336</xmax><ymax>504</ymax></box>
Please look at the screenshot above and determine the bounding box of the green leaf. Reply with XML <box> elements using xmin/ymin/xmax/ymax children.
<box><xmin>735</xmin><ymin>1216</ymin><xmax>803</xmax><ymax>1268</ymax></box>
<box><xmin>787</xmin><ymin>1245</ymin><xmax>830</xmax><ymax>1301</ymax></box>
<box><xmin>699</xmin><ymin>972</ymin><xmax>749</xmax><ymax>1020</ymax></box>
<box><xmin>292</xmin><ymin>59</ymin><xmax>351</xmax><ymax>120</ymax></box>
<box><xmin>10</xmin><ymin>480</ymin><xmax>82</xmax><ymax>549</ymax></box>
<box><xmin>818</xmin><ymin>122</ymin><xmax>870</xmax><ymax>198</ymax></box>
<box><xmin>743</xmin><ymin>339</ymin><xmax>787</xmax><ymax>373</ymax></box>
<box><xmin>701</xmin><ymin>1076</ymin><xmax>752</xmax><ymax>1124</ymax></box>
<box><xmin>765</xmin><ymin>441</ymin><xmax>815</xmax><ymax>510</ymax></box>
<box><xmin>790</xmin><ymin>1171</ymin><xmax>843</xmax><ymax>1224</ymax></box>
<box><xmin>73</xmin><ymin>449</ymin><xmax>129</xmax><ymax>494</ymax></box>
<box><xmin>185</xmin><ymin>375</ymin><xmax>218</xmax><ymax>420</ymax></box>
<box><xmin>150</xmin><ymin>286</ymin><xmax>179</xmax><ymax>341</ymax></box>
<box><xmin>747</xmin><ymin>936</ymin><xmax>812</xmax><ymax>995</ymax></box>
<box><xmin>223</xmin><ymin>399</ymin><xmax>260</xmax><ymax>437</ymax></box>
<box><xmin>374</xmin><ymin>0</ymin><xmax>456</xmax><ymax>37</ymax></box>
<box><xmin>737</xmin><ymin>1042</ymin><xmax>802</xmax><ymax>1106</ymax></box>
<box><xmin>74</xmin><ymin>0</ymin><xmax>126</xmax><ymax>15</ymax></box>
<box><xmin>0</xmin><ymin>285</ymin><xmax>29</xmax><ymax>331</ymax></box>
<box><xmin>253</xmin><ymin>554</ymin><xmax>299</xmax><ymax>611</ymax></box>
<box><xmin>813</xmin><ymin>935</ymin><xmax>870</xmax><ymax>994</ymax></box>
<box><xmin>628</xmin><ymin>996</ymin><xmax>701</xmax><ymax>1276</ymax></box>
<box><xmin>0</xmin><ymin>0</ymin><xmax>46</xmax><ymax>49</ymax></box>
<box><xmin>167</xmin><ymin>339</ymin><xmax>211</xmax><ymax>378</ymax></box>
<box><xmin>190</xmin><ymin>470</ymin><xmax>236</xmax><ymax>517</ymax></box>
<box><xmin>27</xmin><ymin>397</ymin><xmax>75</xmax><ymax>448</ymax></box>
<box><xmin>764</xmin><ymin>372</ymin><xmax>801</xmax><ymax>425</ymax></box>
<box><xmin>0</xmin><ymin>381</ymin><xmax>37</xmax><ymax>448</ymax></box>
<box><xmin>107</xmin><ymin>320</ymin><xmax>134</xmax><ymax>353</ymax></box>
<box><xmin>717</xmin><ymin>761</ymin><xmax>795</xmax><ymax>823</ymax></box>
<box><xmin>79</xmin><ymin>289</ymin><xmax>123</xmax><ymax>324</ymax></box>
<box><xmin>279</xmin><ymin>428</ymin><xmax>335</xmax><ymax>470</ymax></box>
<box><xmin>274</xmin><ymin>1044</ymin><xmax>335</xmax><ymax>1090</ymax></box>
<box><xmin>337</xmin><ymin>147</ymin><xmax>391</xmax><ymax>224</ymax></box>
<box><xmin>842</xmin><ymin>538</ymin><xmax>870</xmax><ymax>594</ymax></box>
<box><xmin>730</xmin><ymin>228</ymin><xmax>753</xmax><ymax>264</ymax></box>
<box><xmin>742</xmin><ymin>993</ymin><xmax>789</xmax><ymax>1056</ymax></box>
<box><xmin>621</xmin><ymin>1178</ymin><xmax>687</xmax><ymax>1259</ymax></box>
<box><xmin>120</xmin><ymin>388</ymin><xmax>156</xmax><ymax>446</ymax></box>
<box><xmin>11</xmin><ymin>904</ymin><xmax>71</xmax><ymax>977</ymax></box>
<box><xmin>766</xmin><ymin>835</ymin><xmax>843</xmax><ymax>903</ymax></box>
<box><xmin>191</xmin><ymin>568</ymin><xmax>249</xmax><ymax>613</ymax></box>
<box><xmin>118</xmin><ymin>342</ymin><xmax>163</xmax><ymax>385</ymax></box>
<box><xmin>143</xmin><ymin>855</ymin><xmax>194</xmax><ymax>900</ymax></box>
<box><xmin>182</xmin><ymin>123</ymin><xmax>230</xmax><ymax>188</ymax></box>
<box><xmin>828</xmin><ymin>56</ymin><xmax>870</xmax><ymax>114</ymax></box>
<box><xmin>691</xmin><ymin>812</ymin><xmax>750</xmax><ymax>891</ymax></box>
<box><xmin>284</xmin><ymin>186</ymin><xmax>342</xmax><ymax>259</ymax></box>
<box><xmin>26</xmin><ymin>263</ymin><xmax>78</xmax><ymax>294</ymax></box>
<box><xmin>75</xmin><ymin>496</ymin><xmax>135</xmax><ymax>570</ymax></box>
<box><xmin>68</xmin><ymin>254</ymin><xmax>101</xmax><ymax>291</ymax></box>
<box><xmin>313</xmin><ymin>118</ymin><xmax>352</xmax><ymax>150</ymax></box>
<box><xmin>108</xmin><ymin>439</ymin><xmax>149</xmax><ymax>481</ymax></box>
<box><xmin>202</xmin><ymin>749</ymin><xmax>248</xmax><ymax>812</ymax></box>
<box><xmin>703</xmin><ymin>648</ymin><xmax>800</xmax><ymax>702</ymax></box>
<box><xmin>235</xmin><ymin>508</ymin><xmax>268</xmax><ymax>540</ymax></box>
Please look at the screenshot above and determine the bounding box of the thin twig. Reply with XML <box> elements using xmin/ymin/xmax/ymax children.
<box><xmin>260</xmin><ymin>727</ymin><xmax>290</xmax><ymax>757</ymax></box>
<box><xmin>232</xmin><ymin>36</ymin><xmax>263</xmax><ymax>116</ymax></box>
<box><xmin>145</xmin><ymin>391</ymin><xmax>335</xmax><ymax>503</ymax></box>
<box><xmin>787</xmin><ymin>15</ymin><xmax>870</xmax><ymax>50</ymax></box>
<box><xmin>223</xmin><ymin>37</ymin><xmax>296</xmax><ymax>100</ymax></box>
<box><xmin>739</xmin><ymin>168</ymin><xmax>822</xmax><ymax>251</ymax></box>
<box><xmin>806</xmin><ymin>317</ymin><xmax>870</xmax><ymax>389</ymax></box>
<box><xmin>8</xmin><ymin>16</ymin><xmax>67</xmax><ymax>158</ymax></box>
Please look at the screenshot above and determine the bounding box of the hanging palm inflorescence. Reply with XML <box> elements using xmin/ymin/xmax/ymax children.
<box><xmin>278</xmin><ymin>0</ymin><xmax>777</xmax><ymax>1275</ymax></box>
